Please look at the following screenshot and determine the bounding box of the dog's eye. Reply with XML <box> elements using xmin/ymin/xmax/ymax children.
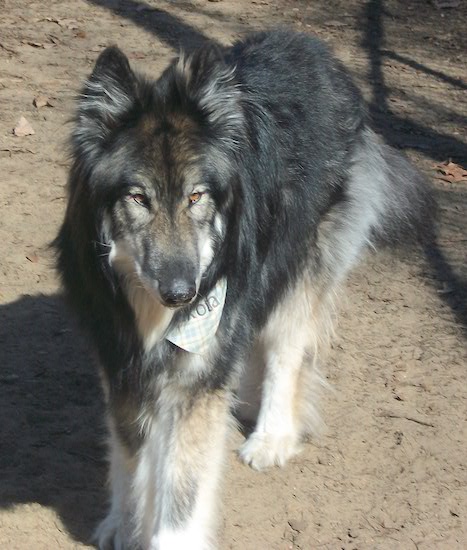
<box><xmin>188</xmin><ymin>192</ymin><xmax>203</xmax><ymax>205</ymax></box>
<box><xmin>126</xmin><ymin>193</ymin><xmax>149</xmax><ymax>207</ymax></box>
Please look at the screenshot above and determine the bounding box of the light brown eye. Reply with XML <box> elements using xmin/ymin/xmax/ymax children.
<box><xmin>188</xmin><ymin>191</ymin><xmax>203</xmax><ymax>205</ymax></box>
<box><xmin>126</xmin><ymin>193</ymin><xmax>149</xmax><ymax>207</ymax></box>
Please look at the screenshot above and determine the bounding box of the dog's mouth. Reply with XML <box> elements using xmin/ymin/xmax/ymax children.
<box><xmin>159</xmin><ymin>293</ymin><xmax>197</xmax><ymax>309</ymax></box>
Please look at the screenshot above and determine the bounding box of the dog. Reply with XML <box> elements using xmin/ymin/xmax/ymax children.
<box><xmin>54</xmin><ymin>30</ymin><xmax>433</xmax><ymax>549</ymax></box>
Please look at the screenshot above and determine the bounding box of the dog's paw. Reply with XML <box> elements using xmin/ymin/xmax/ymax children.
<box><xmin>238</xmin><ymin>431</ymin><xmax>302</xmax><ymax>470</ymax></box>
<box><xmin>93</xmin><ymin>515</ymin><xmax>124</xmax><ymax>550</ymax></box>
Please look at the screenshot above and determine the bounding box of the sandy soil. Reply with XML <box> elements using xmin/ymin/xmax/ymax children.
<box><xmin>1</xmin><ymin>0</ymin><xmax>466</xmax><ymax>548</ymax></box>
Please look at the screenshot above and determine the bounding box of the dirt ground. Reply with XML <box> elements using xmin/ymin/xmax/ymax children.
<box><xmin>1</xmin><ymin>0</ymin><xmax>466</xmax><ymax>548</ymax></box>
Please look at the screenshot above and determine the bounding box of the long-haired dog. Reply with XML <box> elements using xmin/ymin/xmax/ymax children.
<box><xmin>55</xmin><ymin>30</ymin><xmax>432</xmax><ymax>549</ymax></box>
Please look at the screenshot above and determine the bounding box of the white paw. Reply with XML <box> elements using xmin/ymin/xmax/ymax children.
<box><xmin>238</xmin><ymin>431</ymin><xmax>302</xmax><ymax>470</ymax></box>
<box><xmin>93</xmin><ymin>515</ymin><xmax>124</xmax><ymax>550</ymax></box>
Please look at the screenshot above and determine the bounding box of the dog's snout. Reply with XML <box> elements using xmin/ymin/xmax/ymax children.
<box><xmin>159</xmin><ymin>278</ymin><xmax>196</xmax><ymax>306</ymax></box>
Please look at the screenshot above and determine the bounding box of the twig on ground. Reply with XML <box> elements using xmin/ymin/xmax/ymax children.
<box><xmin>377</xmin><ymin>411</ymin><xmax>435</xmax><ymax>427</ymax></box>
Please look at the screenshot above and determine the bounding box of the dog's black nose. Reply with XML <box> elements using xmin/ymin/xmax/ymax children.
<box><xmin>159</xmin><ymin>279</ymin><xmax>196</xmax><ymax>306</ymax></box>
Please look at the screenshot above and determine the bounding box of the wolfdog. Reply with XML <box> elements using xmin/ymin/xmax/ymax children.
<box><xmin>55</xmin><ymin>30</ymin><xmax>432</xmax><ymax>549</ymax></box>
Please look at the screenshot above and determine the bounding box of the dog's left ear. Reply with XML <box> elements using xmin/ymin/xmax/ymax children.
<box><xmin>73</xmin><ymin>47</ymin><xmax>138</xmax><ymax>158</ymax></box>
<box><xmin>175</xmin><ymin>44</ymin><xmax>244</xmax><ymax>144</ymax></box>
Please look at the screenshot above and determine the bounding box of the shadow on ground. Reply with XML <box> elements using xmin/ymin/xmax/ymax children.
<box><xmin>0</xmin><ymin>295</ymin><xmax>106</xmax><ymax>543</ymax></box>
<box><xmin>358</xmin><ymin>0</ymin><xmax>467</xmax><ymax>332</ymax></box>
<box><xmin>87</xmin><ymin>0</ymin><xmax>213</xmax><ymax>51</ymax></box>
<box><xmin>361</xmin><ymin>0</ymin><xmax>467</xmax><ymax>163</ymax></box>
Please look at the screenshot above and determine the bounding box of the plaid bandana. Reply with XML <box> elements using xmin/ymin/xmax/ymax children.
<box><xmin>165</xmin><ymin>278</ymin><xmax>227</xmax><ymax>355</ymax></box>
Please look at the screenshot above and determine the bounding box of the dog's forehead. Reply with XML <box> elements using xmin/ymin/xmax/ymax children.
<box><xmin>135</xmin><ymin>112</ymin><xmax>203</xmax><ymax>189</ymax></box>
<box><xmin>138</xmin><ymin>109</ymin><xmax>198</xmax><ymax>135</ymax></box>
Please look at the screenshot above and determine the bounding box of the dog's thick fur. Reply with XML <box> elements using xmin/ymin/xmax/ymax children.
<box><xmin>55</xmin><ymin>30</ymin><xmax>432</xmax><ymax>549</ymax></box>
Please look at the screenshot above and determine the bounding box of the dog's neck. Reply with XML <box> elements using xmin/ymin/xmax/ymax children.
<box><xmin>125</xmin><ymin>275</ymin><xmax>174</xmax><ymax>353</ymax></box>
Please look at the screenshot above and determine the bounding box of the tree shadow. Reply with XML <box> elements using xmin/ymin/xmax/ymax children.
<box><xmin>425</xmin><ymin>186</ymin><xmax>467</xmax><ymax>335</ymax></box>
<box><xmin>361</xmin><ymin>0</ymin><xmax>467</xmax><ymax>336</ymax></box>
<box><xmin>362</xmin><ymin>0</ymin><xmax>467</xmax><ymax>163</ymax></box>
<box><xmin>0</xmin><ymin>294</ymin><xmax>107</xmax><ymax>544</ymax></box>
<box><xmin>382</xmin><ymin>49</ymin><xmax>467</xmax><ymax>92</ymax></box>
<box><xmin>86</xmin><ymin>0</ymin><xmax>214</xmax><ymax>51</ymax></box>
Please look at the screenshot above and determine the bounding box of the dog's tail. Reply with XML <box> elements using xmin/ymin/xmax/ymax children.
<box><xmin>317</xmin><ymin>127</ymin><xmax>435</xmax><ymax>283</ymax></box>
<box><xmin>352</xmin><ymin>127</ymin><xmax>436</xmax><ymax>246</ymax></box>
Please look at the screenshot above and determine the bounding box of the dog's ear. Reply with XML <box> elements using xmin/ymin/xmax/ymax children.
<box><xmin>73</xmin><ymin>47</ymin><xmax>138</xmax><ymax>157</ymax></box>
<box><xmin>175</xmin><ymin>45</ymin><xmax>244</xmax><ymax>144</ymax></box>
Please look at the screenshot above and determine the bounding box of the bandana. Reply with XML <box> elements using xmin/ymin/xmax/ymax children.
<box><xmin>165</xmin><ymin>278</ymin><xmax>227</xmax><ymax>355</ymax></box>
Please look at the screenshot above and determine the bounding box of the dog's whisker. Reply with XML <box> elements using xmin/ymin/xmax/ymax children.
<box><xmin>93</xmin><ymin>240</ymin><xmax>112</xmax><ymax>248</ymax></box>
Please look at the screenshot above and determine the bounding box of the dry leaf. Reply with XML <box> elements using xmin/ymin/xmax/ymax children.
<box><xmin>434</xmin><ymin>161</ymin><xmax>467</xmax><ymax>183</ymax></box>
<box><xmin>26</xmin><ymin>252</ymin><xmax>40</xmax><ymax>263</ymax></box>
<box><xmin>13</xmin><ymin>116</ymin><xmax>35</xmax><ymax>137</ymax></box>
<box><xmin>33</xmin><ymin>95</ymin><xmax>51</xmax><ymax>108</ymax></box>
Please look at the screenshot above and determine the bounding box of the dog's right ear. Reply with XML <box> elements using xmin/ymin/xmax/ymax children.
<box><xmin>174</xmin><ymin>45</ymin><xmax>244</xmax><ymax>149</ymax></box>
<box><xmin>73</xmin><ymin>47</ymin><xmax>138</xmax><ymax>158</ymax></box>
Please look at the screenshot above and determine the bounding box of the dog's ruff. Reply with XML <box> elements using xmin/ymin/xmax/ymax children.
<box><xmin>55</xmin><ymin>29</ymin><xmax>432</xmax><ymax>549</ymax></box>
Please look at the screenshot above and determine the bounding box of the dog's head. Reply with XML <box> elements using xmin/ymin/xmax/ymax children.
<box><xmin>72</xmin><ymin>45</ymin><xmax>243</xmax><ymax>308</ymax></box>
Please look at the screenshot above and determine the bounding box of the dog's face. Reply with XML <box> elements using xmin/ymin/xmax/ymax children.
<box><xmin>102</xmin><ymin>118</ymin><xmax>220</xmax><ymax>308</ymax></box>
<box><xmin>73</xmin><ymin>46</ymin><xmax>243</xmax><ymax>308</ymax></box>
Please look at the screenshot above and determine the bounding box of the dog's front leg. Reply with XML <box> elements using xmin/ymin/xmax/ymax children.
<box><xmin>145</xmin><ymin>389</ymin><xmax>231</xmax><ymax>550</ymax></box>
